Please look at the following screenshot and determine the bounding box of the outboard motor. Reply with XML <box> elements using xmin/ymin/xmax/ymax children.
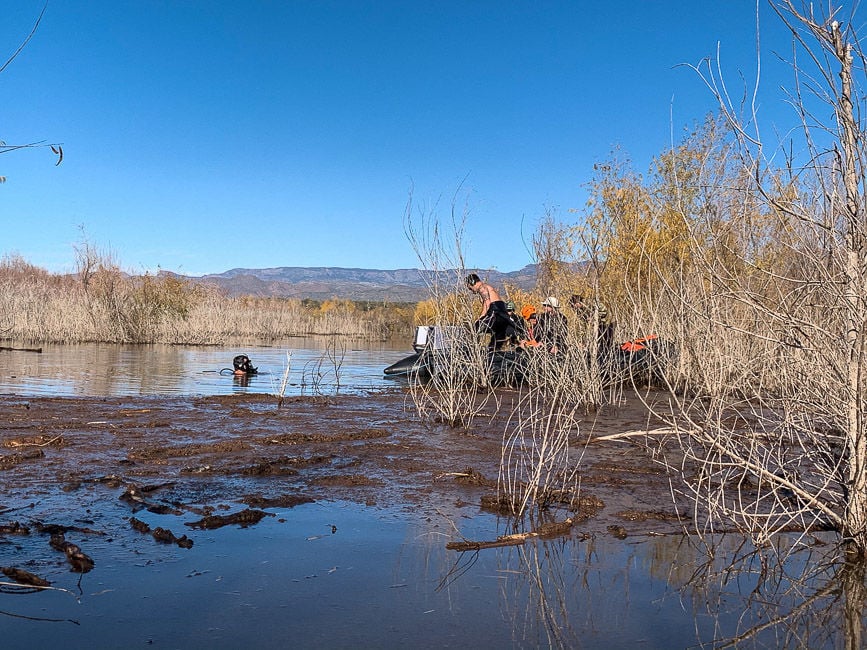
<box><xmin>232</xmin><ymin>354</ymin><xmax>258</xmax><ymax>375</ymax></box>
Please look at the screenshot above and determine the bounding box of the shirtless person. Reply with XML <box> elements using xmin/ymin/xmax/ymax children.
<box><xmin>466</xmin><ymin>273</ymin><xmax>510</xmax><ymax>349</ymax></box>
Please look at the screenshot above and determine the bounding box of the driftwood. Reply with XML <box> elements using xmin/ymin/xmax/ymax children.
<box><xmin>0</xmin><ymin>346</ymin><xmax>42</xmax><ymax>353</ymax></box>
<box><xmin>185</xmin><ymin>508</ymin><xmax>273</xmax><ymax>530</ymax></box>
<box><xmin>446</xmin><ymin>517</ymin><xmax>574</xmax><ymax>552</ymax></box>
<box><xmin>589</xmin><ymin>427</ymin><xmax>678</xmax><ymax>443</ymax></box>
<box><xmin>50</xmin><ymin>533</ymin><xmax>95</xmax><ymax>573</ymax></box>
<box><xmin>1</xmin><ymin>566</ymin><xmax>50</xmax><ymax>587</ymax></box>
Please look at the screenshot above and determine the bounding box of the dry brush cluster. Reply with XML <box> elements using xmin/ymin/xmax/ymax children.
<box><xmin>0</xmin><ymin>250</ymin><xmax>414</xmax><ymax>345</ymax></box>
<box><xmin>404</xmin><ymin>2</ymin><xmax>867</xmax><ymax>556</ymax></box>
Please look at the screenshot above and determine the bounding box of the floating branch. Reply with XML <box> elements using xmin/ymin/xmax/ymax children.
<box><xmin>446</xmin><ymin>517</ymin><xmax>574</xmax><ymax>551</ymax></box>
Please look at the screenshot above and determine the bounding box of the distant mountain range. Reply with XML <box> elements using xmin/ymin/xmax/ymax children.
<box><xmin>177</xmin><ymin>265</ymin><xmax>539</xmax><ymax>302</ymax></box>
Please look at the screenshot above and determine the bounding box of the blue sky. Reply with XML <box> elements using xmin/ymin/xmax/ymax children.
<box><xmin>2</xmin><ymin>1</ymin><xmax>807</xmax><ymax>276</ymax></box>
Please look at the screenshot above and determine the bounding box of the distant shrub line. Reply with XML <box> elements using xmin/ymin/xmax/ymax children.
<box><xmin>0</xmin><ymin>253</ymin><xmax>416</xmax><ymax>344</ymax></box>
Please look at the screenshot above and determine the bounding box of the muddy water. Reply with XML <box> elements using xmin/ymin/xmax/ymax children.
<box><xmin>0</xmin><ymin>342</ymin><xmax>862</xmax><ymax>647</ymax></box>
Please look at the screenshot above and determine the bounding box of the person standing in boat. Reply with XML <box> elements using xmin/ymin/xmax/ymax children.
<box><xmin>466</xmin><ymin>273</ymin><xmax>510</xmax><ymax>350</ymax></box>
<box><xmin>503</xmin><ymin>301</ymin><xmax>527</xmax><ymax>347</ymax></box>
<box><xmin>536</xmin><ymin>296</ymin><xmax>569</xmax><ymax>354</ymax></box>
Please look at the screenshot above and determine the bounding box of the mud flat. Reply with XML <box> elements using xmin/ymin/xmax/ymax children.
<box><xmin>0</xmin><ymin>390</ymin><xmax>711</xmax><ymax>647</ymax></box>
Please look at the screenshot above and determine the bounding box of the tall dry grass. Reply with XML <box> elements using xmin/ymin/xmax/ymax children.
<box><xmin>0</xmin><ymin>254</ymin><xmax>414</xmax><ymax>344</ymax></box>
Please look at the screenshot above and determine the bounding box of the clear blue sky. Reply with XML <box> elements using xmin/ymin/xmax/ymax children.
<box><xmin>2</xmin><ymin>1</ymin><xmax>805</xmax><ymax>276</ymax></box>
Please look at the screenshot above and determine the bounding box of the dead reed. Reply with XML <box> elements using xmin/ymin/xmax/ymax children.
<box><xmin>0</xmin><ymin>254</ymin><xmax>414</xmax><ymax>345</ymax></box>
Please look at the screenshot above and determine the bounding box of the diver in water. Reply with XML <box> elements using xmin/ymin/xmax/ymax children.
<box><xmin>232</xmin><ymin>354</ymin><xmax>258</xmax><ymax>376</ymax></box>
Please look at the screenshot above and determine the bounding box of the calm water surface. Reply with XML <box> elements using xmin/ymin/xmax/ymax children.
<box><xmin>0</xmin><ymin>339</ymin><xmax>411</xmax><ymax>397</ymax></box>
<box><xmin>0</xmin><ymin>496</ymin><xmax>849</xmax><ymax>649</ymax></box>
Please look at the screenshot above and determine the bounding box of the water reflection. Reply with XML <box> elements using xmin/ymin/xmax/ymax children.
<box><xmin>0</xmin><ymin>340</ymin><xmax>409</xmax><ymax>397</ymax></box>
<box><xmin>428</xmin><ymin>513</ymin><xmax>867</xmax><ymax>648</ymax></box>
<box><xmin>674</xmin><ymin>534</ymin><xmax>867</xmax><ymax>649</ymax></box>
<box><xmin>1</xmin><ymin>498</ymin><xmax>865</xmax><ymax>647</ymax></box>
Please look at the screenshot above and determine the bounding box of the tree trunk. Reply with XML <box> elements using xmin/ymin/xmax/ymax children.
<box><xmin>830</xmin><ymin>21</ymin><xmax>867</xmax><ymax>554</ymax></box>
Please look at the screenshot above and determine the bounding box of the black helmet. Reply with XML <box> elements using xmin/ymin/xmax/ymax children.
<box><xmin>233</xmin><ymin>354</ymin><xmax>257</xmax><ymax>374</ymax></box>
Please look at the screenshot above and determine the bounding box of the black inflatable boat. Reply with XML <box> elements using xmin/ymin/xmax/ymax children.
<box><xmin>383</xmin><ymin>326</ymin><xmax>454</xmax><ymax>378</ymax></box>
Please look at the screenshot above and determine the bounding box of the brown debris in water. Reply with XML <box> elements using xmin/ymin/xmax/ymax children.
<box><xmin>129</xmin><ymin>517</ymin><xmax>151</xmax><ymax>533</ymax></box>
<box><xmin>119</xmin><ymin>483</ymin><xmax>183</xmax><ymax>515</ymax></box>
<box><xmin>535</xmin><ymin>518</ymin><xmax>575</xmax><ymax>538</ymax></box>
<box><xmin>1</xmin><ymin>566</ymin><xmax>51</xmax><ymax>587</ymax></box>
<box><xmin>241</xmin><ymin>494</ymin><xmax>315</xmax><ymax>509</ymax></box>
<box><xmin>0</xmin><ymin>521</ymin><xmax>30</xmax><ymax>535</ymax></box>
<box><xmin>573</xmin><ymin>494</ymin><xmax>606</xmax><ymax>521</ymax></box>
<box><xmin>152</xmin><ymin>527</ymin><xmax>194</xmax><ymax>548</ymax></box>
<box><xmin>185</xmin><ymin>508</ymin><xmax>274</xmax><ymax>530</ymax></box>
<box><xmin>0</xmin><ymin>391</ymin><xmax>689</xmax><ymax>555</ymax></box>
<box><xmin>240</xmin><ymin>459</ymin><xmax>301</xmax><ymax>476</ymax></box>
<box><xmin>607</xmin><ymin>525</ymin><xmax>629</xmax><ymax>539</ymax></box>
<box><xmin>616</xmin><ymin>509</ymin><xmax>682</xmax><ymax>522</ymax></box>
<box><xmin>34</xmin><ymin>521</ymin><xmax>105</xmax><ymax>537</ymax></box>
<box><xmin>3</xmin><ymin>434</ymin><xmax>65</xmax><ymax>449</ymax></box>
<box><xmin>50</xmin><ymin>532</ymin><xmax>95</xmax><ymax>573</ymax></box>
<box><xmin>0</xmin><ymin>448</ymin><xmax>45</xmax><ymax>470</ymax></box>
<box><xmin>128</xmin><ymin>517</ymin><xmax>193</xmax><ymax>548</ymax></box>
<box><xmin>128</xmin><ymin>439</ymin><xmax>250</xmax><ymax>461</ymax></box>
<box><xmin>263</xmin><ymin>428</ymin><xmax>389</xmax><ymax>445</ymax></box>
<box><xmin>312</xmin><ymin>474</ymin><xmax>383</xmax><ymax>488</ymax></box>
<box><xmin>480</xmin><ymin>494</ymin><xmax>520</xmax><ymax>515</ymax></box>
<box><xmin>448</xmin><ymin>467</ymin><xmax>497</xmax><ymax>487</ymax></box>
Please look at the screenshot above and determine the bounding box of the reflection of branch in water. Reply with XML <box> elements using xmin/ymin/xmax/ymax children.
<box><xmin>436</xmin><ymin>534</ymin><xmax>578</xmax><ymax>646</ymax></box>
<box><xmin>0</xmin><ymin>608</ymin><xmax>80</xmax><ymax>625</ymax></box>
<box><xmin>499</xmin><ymin>539</ymin><xmax>577</xmax><ymax>649</ymax></box>
<box><xmin>680</xmin><ymin>535</ymin><xmax>864</xmax><ymax>648</ymax></box>
<box><xmin>436</xmin><ymin>503</ymin><xmax>580</xmax><ymax>647</ymax></box>
<box><xmin>433</xmin><ymin>506</ymin><xmax>483</xmax><ymax>592</ymax></box>
<box><xmin>435</xmin><ymin>549</ymin><xmax>481</xmax><ymax>592</ymax></box>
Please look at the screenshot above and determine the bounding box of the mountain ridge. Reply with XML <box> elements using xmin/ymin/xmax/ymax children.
<box><xmin>176</xmin><ymin>265</ymin><xmax>539</xmax><ymax>301</ymax></box>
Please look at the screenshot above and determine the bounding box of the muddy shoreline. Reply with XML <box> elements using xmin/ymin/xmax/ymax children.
<box><xmin>0</xmin><ymin>389</ymin><xmax>731</xmax><ymax>648</ymax></box>
<box><xmin>0</xmin><ymin>389</ymin><xmax>686</xmax><ymax>546</ymax></box>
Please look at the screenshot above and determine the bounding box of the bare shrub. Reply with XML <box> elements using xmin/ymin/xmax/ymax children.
<box><xmin>624</xmin><ymin>2</ymin><xmax>867</xmax><ymax>556</ymax></box>
<box><xmin>499</xmin><ymin>376</ymin><xmax>582</xmax><ymax>518</ymax></box>
<box><xmin>402</xmin><ymin>183</ymin><xmax>496</xmax><ymax>427</ymax></box>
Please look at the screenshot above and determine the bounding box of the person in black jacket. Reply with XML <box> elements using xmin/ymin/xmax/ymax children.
<box><xmin>503</xmin><ymin>301</ymin><xmax>527</xmax><ymax>347</ymax></box>
<box><xmin>536</xmin><ymin>296</ymin><xmax>568</xmax><ymax>354</ymax></box>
